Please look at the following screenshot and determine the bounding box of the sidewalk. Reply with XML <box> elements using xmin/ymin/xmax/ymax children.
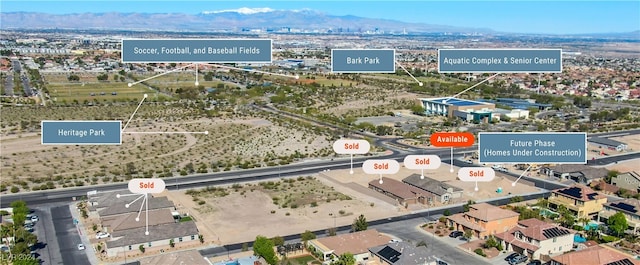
<box><xmin>69</xmin><ymin>204</ymin><xmax>101</xmax><ymax>265</ymax></box>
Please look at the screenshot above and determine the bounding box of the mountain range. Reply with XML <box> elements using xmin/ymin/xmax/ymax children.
<box><xmin>1</xmin><ymin>8</ymin><xmax>492</xmax><ymax>33</ymax></box>
<box><xmin>1</xmin><ymin>8</ymin><xmax>638</xmax><ymax>38</ymax></box>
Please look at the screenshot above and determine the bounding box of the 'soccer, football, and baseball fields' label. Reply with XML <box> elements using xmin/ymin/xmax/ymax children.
<box><xmin>121</xmin><ymin>39</ymin><xmax>272</xmax><ymax>63</ymax></box>
<box><xmin>478</xmin><ymin>132</ymin><xmax>586</xmax><ymax>163</ymax></box>
<box><xmin>438</xmin><ymin>49</ymin><xmax>562</xmax><ymax>73</ymax></box>
<box><xmin>41</xmin><ymin>121</ymin><xmax>122</xmax><ymax>145</ymax></box>
<box><xmin>331</xmin><ymin>49</ymin><xmax>395</xmax><ymax>73</ymax></box>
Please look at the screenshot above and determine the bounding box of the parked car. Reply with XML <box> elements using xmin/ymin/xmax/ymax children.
<box><xmin>509</xmin><ymin>254</ymin><xmax>528</xmax><ymax>265</ymax></box>
<box><xmin>464</xmin><ymin>159</ymin><xmax>473</xmax><ymax>164</ymax></box>
<box><xmin>505</xmin><ymin>253</ymin><xmax>520</xmax><ymax>261</ymax></box>
<box><xmin>527</xmin><ymin>260</ymin><xmax>542</xmax><ymax>265</ymax></box>
<box><xmin>96</xmin><ymin>232</ymin><xmax>110</xmax><ymax>239</ymax></box>
<box><xmin>449</xmin><ymin>231</ymin><xmax>463</xmax><ymax>238</ymax></box>
<box><xmin>77</xmin><ymin>244</ymin><xmax>85</xmax><ymax>250</ymax></box>
<box><xmin>30</xmin><ymin>215</ymin><xmax>39</xmax><ymax>222</ymax></box>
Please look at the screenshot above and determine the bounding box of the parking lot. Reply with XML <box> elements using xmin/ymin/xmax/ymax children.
<box><xmin>31</xmin><ymin>203</ymin><xmax>92</xmax><ymax>265</ymax></box>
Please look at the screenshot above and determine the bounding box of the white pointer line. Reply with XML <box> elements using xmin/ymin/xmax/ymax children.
<box><xmin>204</xmin><ymin>63</ymin><xmax>299</xmax><ymax>79</ymax></box>
<box><xmin>445</xmin><ymin>73</ymin><xmax>500</xmax><ymax>102</ymax></box>
<box><xmin>122</xmin><ymin>131</ymin><xmax>209</xmax><ymax>135</ymax></box>
<box><xmin>512</xmin><ymin>164</ymin><xmax>532</xmax><ymax>186</ymax></box>
<box><xmin>128</xmin><ymin>63</ymin><xmax>196</xmax><ymax>86</ymax></box>
<box><xmin>121</xmin><ymin>94</ymin><xmax>148</xmax><ymax>133</ymax></box>
<box><xmin>395</xmin><ymin>61</ymin><xmax>423</xmax><ymax>86</ymax></box>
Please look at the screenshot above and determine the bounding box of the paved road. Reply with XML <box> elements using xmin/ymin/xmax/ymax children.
<box><xmin>21</xmin><ymin>74</ymin><xmax>33</xmax><ymax>96</ymax></box>
<box><xmin>375</xmin><ymin>218</ymin><xmax>492</xmax><ymax>265</ymax></box>
<box><xmin>4</xmin><ymin>74</ymin><xmax>13</xmax><ymax>96</ymax></box>
<box><xmin>33</xmin><ymin>204</ymin><xmax>65</xmax><ymax>265</ymax></box>
<box><xmin>50</xmin><ymin>205</ymin><xmax>91</xmax><ymax>265</ymax></box>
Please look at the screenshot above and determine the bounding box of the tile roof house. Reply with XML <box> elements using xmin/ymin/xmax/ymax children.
<box><xmin>611</xmin><ymin>171</ymin><xmax>640</xmax><ymax>194</ymax></box>
<box><xmin>308</xmin><ymin>229</ymin><xmax>390</xmax><ymax>264</ymax></box>
<box><xmin>369</xmin><ymin>241</ymin><xmax>436</xmax><ymax>265</ymax></box>
<box><xmin>550</xmin><ymin>245</ymin><xmax>640</xmax><ymax>265</ymax></box>
<box><xmin>446</xmin><ymin>203</ymin><xmax>520</xmax><ymax>240</ymax></box>
<box><xmin>368</xmin><ymin>177</ymin><xmax>424</xmax><ymax>206</ymax></box>
<box><xmin>495</xmin><ymin>218</ymin><xmax>575</xmax><ymax>261</ymax></box>
<box><xmin>541</xmin><ymin>165</ymin><xmax>609</xmax><ymax>185</ymax></box>
<box><xmin>548</xmin><ymin>185</ymin><xmax>607</xmax><ymax>219</ymax></box>
<box><xmin>599</xmin><ymin>198</ymin><xmax>640</xmax><ymax>235</ymax></box>
<box><xmin>402</xmin><ymin>174</ymin><xmax>463</xmax><ymax>203</ymax></box>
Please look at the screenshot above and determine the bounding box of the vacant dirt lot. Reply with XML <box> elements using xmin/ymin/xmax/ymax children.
<box><xmin>164</xmin><ymin>157</ymin><xmax>541</xmax><ymax>245</ymax></box>
<box><xmin>165</xmin><ymin>176</ymin><xmax>398</xmax><ymax>244</ymax></box>
<box><xmin>605</xmin><ymin>158</ymin><xmax>640</xmax><ymax>173</ymax></box>
<box><xmin>0</xmin><ymin>105</ymin><xmax>332</xmax><ymax>194</ymax></box>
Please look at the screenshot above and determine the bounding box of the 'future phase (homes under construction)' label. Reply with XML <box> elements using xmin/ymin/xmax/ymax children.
<box><xmin>331</xmin><ymin>49</ymin><xmax>395</xmax><ymax>73</ymax></box>
<box><xmin>41</xmin><ymin>121</ymin><xmax>122</xmax><ymax>145</ymax></box>
<box><xmin>438</xmin><ymin>49</ymin><xmax>562</xmax><ymax>73</ymax></box>
<box><xmin>478</xmin><ymin>132</ymin><xmax>586</xmax><ymax>164</ymax></box>
<box><xmin>121</xmin><ymin>39</ymin><xmax>272</xmax><ymax>63</ymax></box>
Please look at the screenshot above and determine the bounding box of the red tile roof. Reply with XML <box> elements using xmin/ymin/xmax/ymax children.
<box><xmin>551</xmin><ymin>245</ymin><xmax>640</xmax><ymax>265</ymax></box>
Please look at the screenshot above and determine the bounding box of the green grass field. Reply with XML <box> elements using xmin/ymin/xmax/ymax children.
<box><xmin>289</xmin><ymin>255</ymin><xmax>320</xmax><ymax>265</ymax></box>
<box><xmin>48</xmin><ymin>82</ymin><xmax>161</xmax><ymax>103</ymax></box>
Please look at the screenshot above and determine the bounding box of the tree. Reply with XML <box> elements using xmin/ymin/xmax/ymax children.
<box><xmin>271</xmin><ymin>236</ymin><xmax>285</xmax><ymax>246</ymax></box>
<box><xmin>327</xmin><ymin>227</ymin><xmax>337</xmax><ymax>236</ymax></box>
<box><xmin>607</xmin><ymin>212</ymin><xmax>628</xmax><ymax>237</ymax></box>
<box><xmin>463</xmin><ymin>229</ymin><xmax>473</xmax><ymax>241</ymax></box>
<box><xmin>67</xmin><ymin>74</ymin><xmax>80</xmax><ymax>81</ymax></box>
<box><xmin>331</xmin><ymin>253</ymin><xmax>355</xmax><ymax>265</ymax></box>
<box><xmin>198</xmin><ymin>234</ymin><xmax>204</xmax><ymax>243</ymax></box>
<box><xmin>139</xmin><ymin>244</ymin><xmax>145</xmax><ymax>253</ymax></box>
<box><xmin>443</xmin><ymin>209</ymin><xmax>451</xmax><ymax>216</ymax></box>
<box><xmin>484</xmin><ymin>235</ymin><xmax>499</xmax><ymax>249</ymax></box>
<box><xmin>463</xmin><ymin>200</ymin><xmax>475</xmax><ymax>212</ymax></box>
<box><xmin>169</xmin><ymin>239</ymin><xmax>175</xmax><ymax>248</ymax></box>
<box><xmin>410</xmin><ymin>104</ymin><xmax>425</xmax><ymax>115</ymax></box>
<box><xmin>301</xmin><ymin>230</ymin><xmax>316</xmax><ymax>242</ymax></box>
<box><xmin>352</xmin><ymin>214</ymin><xmax>368</xmax><ymax>232</ymax></box>
<box><xmin>253</xmin><ymin>236</ymin><xmax>278</xmax><ymax>265</ymax></box>
<box><xmin>13</xmin><ymin>258</ymin><xmax>39</xmax><ymax>265</ymax></box>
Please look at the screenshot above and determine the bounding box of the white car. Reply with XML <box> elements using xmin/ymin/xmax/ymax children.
<box><xmin>96</xmin><ymin>232</ymin><xmax>110</xmax><ymax>239</ymax></box>
<box><xmin>77</xmin><ymin>244</ymin><xmax>85</xmax><ymax>250</ymax></box>
<box><xmin>30</xmin><ymin>215</ymin><xmax>39</xmax><ymax>222</ymax></box>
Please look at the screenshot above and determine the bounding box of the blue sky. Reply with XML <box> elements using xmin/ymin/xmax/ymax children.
<box><xmin>2</xmin><ymin>1</ymin><xmax>639</xmax><ymax>34</ymax></box>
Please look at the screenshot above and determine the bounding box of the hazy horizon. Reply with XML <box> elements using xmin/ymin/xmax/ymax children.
<box><xmin>1</xmin><ymin>1</ymin><xmax>639</xmax><ymax>35</ymax></box>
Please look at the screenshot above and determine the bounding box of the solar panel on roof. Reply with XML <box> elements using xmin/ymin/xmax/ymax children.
<box><xmin>542</xmin><ymin>227</ymin><xmax>571</xmax><ymax>238</ymax></box>
<box><xmin>612</xmin><ymin>202</ymin><xmax>637</xmax><ymax>213</ymax></box>
<box><xmin>605</xmin><ymin>259</ymin><xmax>635</xmax><ymax>265</ymax></box>
<box><xmin>558</xmin><ymin>187</ymin><xmax>583</xmax><ymax>199</ymax></box>
<box><xmin>377</xmin><ymin>246</ymin><xmax>401</xmax><ymax>263</ymax></box>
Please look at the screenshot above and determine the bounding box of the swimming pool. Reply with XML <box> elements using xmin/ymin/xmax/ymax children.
<box><xmin>574</xmin><ymin>234</ymin><xmax>587</xmax><ymax>243</ymax></box>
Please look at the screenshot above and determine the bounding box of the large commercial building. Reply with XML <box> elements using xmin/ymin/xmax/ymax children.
<box><xmin>479</xmin><ymin>98</ymin><xmax>552</xmax><ymax>111</ymax></box>
<box><xmin>419</xmin><ymin>97</ymin><xmax>496</xmax><ymax>122</ymax></box>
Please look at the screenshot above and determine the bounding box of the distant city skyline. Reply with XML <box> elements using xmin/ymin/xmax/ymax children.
<box><xmin>2</xmin><ymin>1</ymin><xmax>639</xmax><ymax>35</ymax></box>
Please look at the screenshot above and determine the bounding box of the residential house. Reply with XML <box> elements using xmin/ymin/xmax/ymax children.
<box><xmin>611</xmin><ymin>171</ymin><xmax>640</xmax><ymax>194</ymax></box>
<box><xmin>548</xmin><ymin>185</ymin><xmax>607</xmax><ymax>219</ymax></box>
<box><xmin>105</xmin><ymin>221</ymin><xmax>200</xmax><ymax>257</ymax></box>
<box><xmin>541</xmin><ymin>165</ymin><xmax>608</xmax><ymax>185</ymax></box>
<box><xmin>88</xmin><ymin>191</ymin><xmax>175</xmax><ymax>218</ymax></box>
<box><xmin>550</xmin><ymin>245</ymin><xmax>640</xmax><ymax>265</ymax></box>
<box><xmin>368</xmin><ymin>177</ymin><xmax>425</xmax><ymax>206</ymax></box>
<box><xmin>495</xmin><ymin>218</ymin><xmax>575</xmax><ymax>261</ymax></box>
<box><xmin>402</xmin><ymin>174</ymin><xmax>463</xmax><ymax>204</ymax></box>
<box><xmin>307</xmin><ymin>229</ymin><xmax>390</xmax><ymax>264</ymax></box>
<box><xmin>369</xmin><ymin>241</ymin><xmax>436</xmax><ymax>265</ymax></box>
<box><xmin>598</xmin><ymin>198</ymin><xmax>640</xmax><ymax>235</ymax></box>
<box><xmin>100</xmin><ymin>208</ymin><xmax>176</xmax><ymax>234</ymax></box>
<box><xmin>446</xmin><ymin>203</ymin><xmax>520</xmax><ymax>240</ymax></box>
<box><xmin>588</xmin><ymin>137</ymin><xmax>628</xmax><ymax>152</ymax></box>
